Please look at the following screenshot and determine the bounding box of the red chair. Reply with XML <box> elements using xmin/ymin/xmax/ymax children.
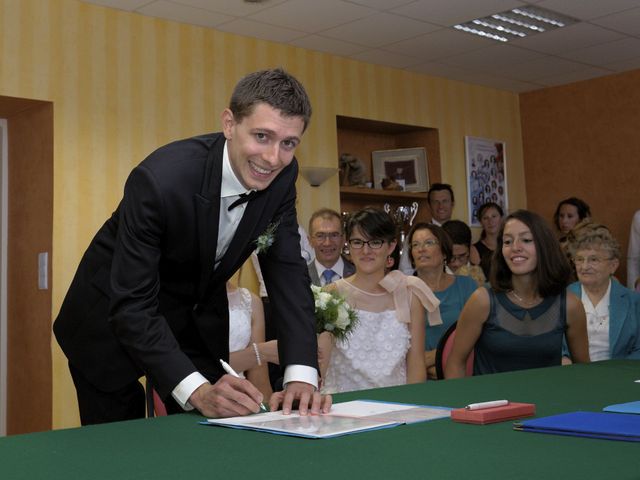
<box><xmin>152</xmin><ymin>389</ymin><xmax>168</xmax><ymax>417</ymax></box>
<box><xmin>145</xmin><ymin>379</ymin><xmax>168</xmax><ymax>417</ymax></box>
<box><xmin>435</xmin><ymin>322</ymin><xmax>474</xmax><ymax>379</ymax></box>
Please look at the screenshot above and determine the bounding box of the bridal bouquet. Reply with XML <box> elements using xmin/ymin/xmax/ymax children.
<box><xmin>311</xmin><ymin>285</ymin><xmax>358</xmax><ymax>342</ymax></box>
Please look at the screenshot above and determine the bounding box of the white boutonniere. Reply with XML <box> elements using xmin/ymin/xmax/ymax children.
<box><xmin>255</xmin><ymin>220</ymin><xmax>280</xmax><ymax>254</ymax></box>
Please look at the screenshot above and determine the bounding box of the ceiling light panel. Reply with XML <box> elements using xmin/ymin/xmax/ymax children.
<box><xmin>454</xmin><ymin>4</ymin><xmax>577</xmax><ymax>42</ymax></box>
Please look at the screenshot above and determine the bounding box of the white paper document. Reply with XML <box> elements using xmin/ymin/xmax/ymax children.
<box><xmin>202</xmin><ymin>400</ymin><xmax>451</xmax><ymax>439</ymax></box>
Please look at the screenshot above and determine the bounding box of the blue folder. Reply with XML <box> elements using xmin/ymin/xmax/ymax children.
<box><xmin>603</xmin><ymin>400</ymin><xmax>640</xmax><ymax>414</ymax></box>
<box><xmin>514</xmin><ymin>411</ymin><xmax>640</xmax><ymax>442</ymax></box>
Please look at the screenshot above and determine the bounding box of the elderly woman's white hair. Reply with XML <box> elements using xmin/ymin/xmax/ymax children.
<box><xmin>568</xmin><ymin>223</ymin><xmax>621</xmax><ymax>260</ymax></box>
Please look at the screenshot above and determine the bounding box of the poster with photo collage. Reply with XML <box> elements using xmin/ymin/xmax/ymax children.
<box><xmin>465</xmin><ymin>136</ymin><xmax>508</xmax><ymax>227</ymax></box>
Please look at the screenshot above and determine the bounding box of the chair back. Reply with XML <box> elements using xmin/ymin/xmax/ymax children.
<box><xmin>435</xmin><ymin>322</ymin><xmax>474</xmax><ymax>379</ymax></box>
<box><xmin>145</xmin><ymin>377</ymin><xmax>168</xmax><ymax>417</ymax></box>
<box><xmin>152</xmin><ymin>389</ymin><xmax>168</xmax><ymax>417</ymax></box>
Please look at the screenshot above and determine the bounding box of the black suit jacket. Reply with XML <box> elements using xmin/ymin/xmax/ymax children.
<box><xmin>54</xmin><ymin>133</ymin><xmax>317</xmax><ymax>399</ymax></box>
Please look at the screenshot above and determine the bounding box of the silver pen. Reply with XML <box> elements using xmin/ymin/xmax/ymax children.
<box><xmin>219</xmin><ymin>358</ymin><xmax>268</xmax><ymax>413</ymax></box>
<box><xmin>465</xmin><ymin>399</ymin><xmax>509</xmax><ymax>410</ymax></box>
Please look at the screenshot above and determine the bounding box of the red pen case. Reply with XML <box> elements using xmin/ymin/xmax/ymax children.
<box><xmin>451</xmin><ymin>402</ymin><xmax>536</xmax><ymax>425</ymax></box>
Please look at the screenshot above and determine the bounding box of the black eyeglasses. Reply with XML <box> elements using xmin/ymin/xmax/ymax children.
<box><xmin>450</xmin><ymin>252</ymin><xmax>470</xmax><ymax>263</ymax></box>
<box><xmin>348</xmin><ymin>238</ymin><xmax>385</xmax><ymax>249</ymax></box>
<box><xmin>312</xmin><ymin>232</ymin><xmax>342</xmax><ymax>241</ymax></box>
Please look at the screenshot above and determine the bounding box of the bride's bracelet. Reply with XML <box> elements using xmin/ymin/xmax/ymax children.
<box><xmin>252</xmin><ymin>342</ymin><xmax>262</xmax><ymax>366</ymax></box>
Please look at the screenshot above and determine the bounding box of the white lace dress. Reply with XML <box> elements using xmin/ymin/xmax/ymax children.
<box><xmin>321</xmin><ymin>280</ymin><xmax>412</xmax><ymax>394</ymax></box>
<box><xmin>227</xmin><ymin>288</ymin><xmax>252</xmax><ymax>376</ymax></box>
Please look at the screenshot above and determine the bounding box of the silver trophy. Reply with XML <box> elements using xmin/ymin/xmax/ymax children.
<box><xmin>409</xmin><ymin>201</ymin><xmax>419</xmax><ymax>226</ymax></box>
<box><xmin>383</xmin><ymin>202</ymin><xmax>420</xmax><ymax>255</ymax></box>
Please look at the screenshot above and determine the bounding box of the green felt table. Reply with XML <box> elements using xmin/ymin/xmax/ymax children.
<box><xmin>2</xmin><ymin>360</ymin><xmax>639</xmax><ymax>480</ymax></box>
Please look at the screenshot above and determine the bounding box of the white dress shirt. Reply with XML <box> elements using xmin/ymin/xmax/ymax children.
<box><xmin>172</xmin><ymin>142</ymin><xmax>317</xmax><ymax>410</ymax></box>
<box><xmin>315</xmin><ymin>257</ymin><xmax>346</xmax><ymax>285</ymax></box>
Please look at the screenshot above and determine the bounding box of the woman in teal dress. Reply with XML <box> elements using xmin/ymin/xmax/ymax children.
<box><xmin>407</xmin><ymin>223</ymin><xmax>477</xmax><ymax>379</ymax></box>
<box><xmin>446</xmin><ymin>210</ymin><xmax>590</xmax><ymax>377</ymax></box>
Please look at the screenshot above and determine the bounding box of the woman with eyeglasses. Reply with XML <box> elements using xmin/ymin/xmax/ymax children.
<box><xmin>446</xmin><ymin>210</ymin><xmax>589</xmax><ymax>378</ymax></box>
<box><xmin>407</xmin><ymin>223</ymin><xmax>478</xmax><ymax>379</ymax></box>
<box><xmin>563</xmin><ymin>224</ymin><xmax>640</xmax><ymax>362</ymax></box>
<box><xmin>442</xmin><ymin>220</ymin><xmax>485</xmax><ymax>287</ymax></box>
<box><xmin>318</xmin><ymin>208</ymin><xmax>441</xmax><ymax>393</ymax></box>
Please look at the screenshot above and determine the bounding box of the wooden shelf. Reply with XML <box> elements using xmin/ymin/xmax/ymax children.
<box><xmin>340</xmin><ymin>186</ymin><xmax>428</xmax><ymax>201</ymax></box>
<box><xmin>337</xmin><ymin>115</ymin><xmax>440</xmax><ymax>224</ymax></box>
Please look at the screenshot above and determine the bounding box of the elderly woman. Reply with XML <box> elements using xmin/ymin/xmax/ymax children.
<box><xmin>407</xmin><ymin>222</ymin><xmax>477</xmax><ymax>378</ymax></box>
<box><xmin>564</xmin><ymin>225</ymin><xmax>640</xmax><ymax>361</ymax></box>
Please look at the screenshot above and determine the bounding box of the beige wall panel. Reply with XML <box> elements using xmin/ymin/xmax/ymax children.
<box><xmin>0</xmin><ymin>0</ymin><xmax>524</xmax><ymax>429</ymax></box>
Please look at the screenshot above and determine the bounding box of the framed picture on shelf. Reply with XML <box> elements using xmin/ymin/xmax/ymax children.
<box><xmin>464</xmin><ymin>136</ymin><xmax>508</xmax><ymax>227</ymax></box>
<box><xmin>371</xmin><ymin>147</ymin><xmax>428</xmax><ymax>192</ymax></box>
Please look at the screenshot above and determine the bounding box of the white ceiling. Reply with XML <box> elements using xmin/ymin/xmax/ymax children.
<box><xmin>80</xmin><ymin>0</ymin><xmax>640</xmax><ymax>92</ymax></box>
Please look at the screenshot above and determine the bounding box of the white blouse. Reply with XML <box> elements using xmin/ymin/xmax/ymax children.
<box><xmin>581</xmin><ymin>281</ymin><xmax>611</xmax><ymax>362</ymax></box>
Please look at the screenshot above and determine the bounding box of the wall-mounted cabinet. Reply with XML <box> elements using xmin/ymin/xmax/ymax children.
<box><xmin>336</xmin><ymin>115</ymin><xmax>441</xmax><ymax>224</ymax></box>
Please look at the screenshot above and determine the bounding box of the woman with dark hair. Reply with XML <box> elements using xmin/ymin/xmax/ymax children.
<box><xmin>553</xmin><ymin>197</ymin><xmax>591</xmax><ymax>238</ymax></box>
<box><xmin>553</xmin><ymin>197</ymin><xmax>592</xmax><ymax>280</ymax></box>
<box><xmin>442</xmin><ymin>220</ymin><xmax>485</xmax><ymax>286</ymax></box>
<box><xmin>473</xmin><ymin>202</ymin><xmax>504</xmax><ymax>279</ymax></box>
<box><xmin>408</xmin><ymin>222</ymin><xmax>477</xmax><ymax>378</ymax></box>
<box><xmin>446</xmin><ymin>210</ymin><xmax>589</xmax><ymax>377</ymax></box>
<box><xmin>318</xmin><ymin>208</ymin><xmax>440</xmax><ymax>393</ymax></box>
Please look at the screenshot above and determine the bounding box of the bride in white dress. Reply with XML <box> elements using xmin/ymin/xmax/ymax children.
<box><xmin>226</xmin><ymin>281</ymin><xmax>277</xmax><ymax>401</ymax></box>
<box><xmin>319</xmin><ymin>208</ymin><xmax>441</xmax><ymax>394</ymax></box>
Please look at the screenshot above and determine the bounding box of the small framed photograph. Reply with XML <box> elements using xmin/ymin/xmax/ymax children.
<box><xmin>465</xmin><ymin>136</ymin><xmax>508</xmax><ymax>226</ymax></box>
<box><xmin>371</xmin><ymin>147</ymin><xmax>428</xmax><ymax>192</ymax></box>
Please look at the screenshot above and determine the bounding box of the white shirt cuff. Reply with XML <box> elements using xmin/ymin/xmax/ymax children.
<box><xmin>283</xmin><ymin>364</ymin><xmax>318</xmax><ymax>390</ymax></box>
<box><xmin>171</xmin><ymin>372</ymin><xmax>209</xmax><ymax>411</ymax></box>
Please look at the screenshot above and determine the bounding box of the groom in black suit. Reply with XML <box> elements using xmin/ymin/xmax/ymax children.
<box><xmin>54</xmin><ymin>68</ymin><xmax>329</xmax><ymax>425</ymax></box>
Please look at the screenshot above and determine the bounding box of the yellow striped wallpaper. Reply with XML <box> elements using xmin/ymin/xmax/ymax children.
<box><xmin>0</xmin><ymin>0</ymin><xmax>525</xmax><ymax>429</ymax></box>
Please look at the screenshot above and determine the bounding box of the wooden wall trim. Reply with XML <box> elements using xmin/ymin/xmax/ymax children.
<box><xmin>1</xmin><ymin>97</ymin><xmax>54</xmax><ymax>434</ymax></box>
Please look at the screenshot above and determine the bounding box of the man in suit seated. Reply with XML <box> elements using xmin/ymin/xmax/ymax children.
<box><xmin>54</xmin><ymin>68</ymin><xmax>329</xmax><ymax>425</ymax></box>
<box><xmin>307</xmin><ymin>208</ymin><xmax>355</xmax><ymax>286</ymax></box>
<box><xmin>428</xmin><ymin>183</ymin><xmax>455</xmax><ymax>226</ymax></box>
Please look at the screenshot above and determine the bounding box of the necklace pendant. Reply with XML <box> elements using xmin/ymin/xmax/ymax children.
<box><xmin>509</xmin><ymin>289</ymin><xmax>537</xmax><ymax>306</ymax></box>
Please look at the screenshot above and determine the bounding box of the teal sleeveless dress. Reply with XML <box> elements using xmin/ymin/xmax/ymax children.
<box><xmin>473</xmin><ymin>287</ymin><xmax>567</xmax><ymax>375</ymax></box>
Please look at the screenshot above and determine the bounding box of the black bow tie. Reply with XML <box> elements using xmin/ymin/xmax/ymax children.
<box><xmin>228</xmin><ymin>191</ymin><xmax>258</xmax><ymax>211</ymax></box>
